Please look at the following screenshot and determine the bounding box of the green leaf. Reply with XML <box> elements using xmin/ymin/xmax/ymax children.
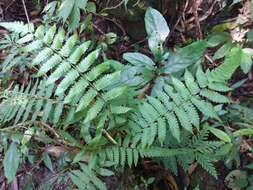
<box><xmin>200</xmin><ymin>89</ymin><xmax>230</xmax><ymax>103</ymax></box>
<box><xmin>225</xmin><ymin>170</ymin><xmax>249</xmax><ymax>189</ymax></box>
<box><xmin>97</xmin><ymin>168</ymin><xmax>114</xmax><ymax>177</ymax></box>
<box><xmin>43</xmin><ymin>152</ymin><xmax>54</xmax><ymax>172</ymax></box>
<box><xmin>207</xmin><ymin>32</ymin><xmax>230</xmax><ymax>47</ymax></box>
<box><xmin>0</xmin><ymin>21</ymin><xmax>34</xmax><ymax>35</ymax></box>
<box><xmin>21</xmin><ymin>128</ymin><xmax>34</xmax><ymax>145</ymax></box>
<box><xmin>84</xmin><ymin>99</ymin><xmax>105</xmax><ymax>123</ymax></box>
<box><xmin>69</xmin><ymin>2</ymin><xmax>81</xmax><ymax>30</ymax></box>
<box><xmin>59</xmin><ymin>0</ymin><xmax>75</xmax><ymax>22</ymax></box>
<box><xmin>110</xmin><ymin>106</ymin><xmax>132</xmax><ymax>114</ymax></box>
<box><xmin>163</xmin><ymin>41</ymin><xmax>207</xmax><ymax>74</ymax></box>
<box><xmin>246</xmin><ymin>163</ymin><xmax>253</xmax><ymax>169</ymax></box>
<box><xmin>3</xmin><ymin>142</ymin><xmax>21</xmax><ymax>183</ymax></box>
<box><xmin>209</xmin><ymin>127</ymin><xmax>231</xmax><ymax>143</ymax></box>
<box><xmin>213</xmin><ymin>42</ymin><xmax>233</xmax><ymax>60</ymax></box>
<box><xmin>105</xmin><ymin>32</ymin><xmax>117</xmax><ymax>45</ymax></box>
<box><xmin>215</xmin><ymin>143</ymin><xmax>233</xmax><ymax>156</ymax></box>
<box><xmin>233</xmin><ymin>128</ymin><xmax>253</xmax><ymax>137</ymax></box>
<box><xmin>145</xmin><ymin>7</ymin><xmax>170</xmax><ymax>42</ymax></box>
<box><xmin>103</xmin><ymin>87</ymin><xmax>127</xmax><ymax>101</ymax></box>
<box><xmin>73</xmin><ymin>150</ymin><xmax>86</xmax><ymax>163</ymax></box>
<box><xmin>208</xmin><ymin>47</ymin><xmax>242</xmax><ymax>82</ymax></box>
<box><xmin>77</xmin><ymin>0</ymin><xmax>88</xmax><ymax>9</ymax></box>
<box><xmin>240</xmin><ymin>48</ymin><xmax>253</xmax><ymax>74</ymax></box>
<box><xmin>85</xmin><ymin>2</ymin><xmax>96</xmax><ymax>13</ymax></box>
<box><xmin>123</xmin><ymin>53</ymin><xmax>155</xmax><ymax>69</ymax></box>
<box><xmin>148</xmin><ymin>33</ymin><xmax>163</xmax><ymax>58</ymax></box>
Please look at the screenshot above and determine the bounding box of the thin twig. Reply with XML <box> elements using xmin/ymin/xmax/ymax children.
<box><xmin>205</xmin><ymin>54</ymin><xmax>214</xmax><ymax>64</ymax></box>
<box><xmin>102</xmin><ymin>129</ymin><xmax>118</xmax><ymax>145</ymax></box>
<box><xmin>5</xmin><ymin>0</ymin><xmax>16</xmax><ymax>12</ymax></box>
<box><xmin>92</xmin><ymin>23</ymin><xmax>105</xmax><ymax>34</ymax></box>
<box><xmin>101</xmin><ymin>0</ymin><xmax>125</xmax><ymax>12</ymax></box>
<box><xmin>39</xmin><ymin>121</ymin><xmax>60</xmax><ymax>138</ymax></box>
<box><xmin>21</xmin><ymin>0</ymin><xmax>30</xmax><ymax>24</ymax></box>
<box><xmin>192</xmin><ymin>0</ymin><xmax>203</xmax><ymax>39</ymax></box>
<box><xmin>92</xmin><ymin>12</ymin><xmax>126</xmax><ymax>36</ymax></box>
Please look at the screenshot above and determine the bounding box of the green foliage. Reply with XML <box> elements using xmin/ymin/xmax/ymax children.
<box><xmin>145</xmin><ymin>7</ymin><xmax>170</xmax><ymax>57</ymax></box>
<box><xmin>97</xmin><ymin>145</ymin><xmax>191</xmax><ymax>168</ymax></box>
<box><xmin>128</xmin><ymin>67</ymin><xmax>231</xmax><ymax>147</ymax></box>
<box><xmin>208</xmin><ymin>31</ymin><xmax>253</xmax><ymax>74</ymax></box>
<box><xmin>43</xmin><ymin>0</ymin><xmax>95</xmax><ymax>30</ymax></box>
<box><xmin>0</xmin><ymin>22</ymin><xmax>34</xmax><ymax>35</ymax></box>
<box><xmin>0</xmin><ymin>80</ymin><xmax>65</xmax><ymax>125</ymax></box>
<box><xmin>1</xmin><ymin>23</ymin><xmax>128</xmax><ymax>126</ymax></box>
<box><xmin>3</xmin><ymin>142</ymin><xmax>21</xmax><ymax>183</ymax></box>
<box><xmin>159</xmin><ymin>126</ymin><xmax>222</xmax><ymax>178</ymax></box>
<box><xmin>69</xmin><ymin>163</ymin><xmax>108</xmax><ymax>190</ymax></box>
<box><xmin>122</xmin><ymin>8</ymin><xmax>208</xmax><ymax>91</ymax></box>
<box><xmin>0</xmin><ymin>6</ymin><xmax>252</xmax><ymax>190</ymax></box>
<box><xmin>225</xmin><ymin>170</ymin><xmax>252</xmax><ymax>189</ymax></box>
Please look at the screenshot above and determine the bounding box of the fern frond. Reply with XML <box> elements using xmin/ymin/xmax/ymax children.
<box><xmin>195</xmin><ymin>153</ymin><xmax>218</xmax><ymax>178</ymax></box>
<box><xmin>129</xmin><ymin>65</ymin><xmax>234</xmax><ymax>148</ymax></box>
<box><xmin>0</xmin><ymin>21</ymin><xmax>34</xmax><ymax>35</ymax></box>
<box><xmin>157</xmin><ymin>128</ymin><xmax>222</xmax><ymax>178</ymax></box>
<box><xmin>70</xmin><ymin>163</ymin><xmax>107</xmax><ymax>190</ymax></box>
<box><xmin>207</xmin><ymin>47</ymin><xmax>242</xmax><ymax>82</ymax></box>
<box><xmin>13</xmin><ymin>24</ymin><xmax>128</xmax><ymax>125</ymax></box>
<box><xmin>99</xmin><ymin>145</ymin><xmax>191</xmax><ymax>168</ymax></box>
<box><xmin>0</xmin><ymin>81</ymin><xmax>65</xmax><ymax>125</ymax></box>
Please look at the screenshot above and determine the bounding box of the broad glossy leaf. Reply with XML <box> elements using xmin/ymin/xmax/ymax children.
<box><xmin>148</xmin><ymin>34</ymin><xmax>163</xmax><ymax>58</ymax></box>
<box><xmin>215</xmin><ymin>143</ymin><xmax>233</xmax><ymax>156</ymax></box>
<box><xmin>77</xmin><ymin>0</ymin><xmax>88</xmax><ymax>9</ymax></box>
<box><xmin>123</xmin><ymin>52</ymin><xmax>155</xmax><ymax>69</ymax></box>
<box><xmin>163</xmin><ymin>41</ymin><xmax>207</xmax><ymax>74</ymax></box>
<box><xmin>85</xmin><ymin>2</ymin><xmax>96</xmax><ymax>13</ymax></box>
<box><xmin>145</xmin><ymin>7</ymin><xmax>170</xmax><ymax>42</ymax></box>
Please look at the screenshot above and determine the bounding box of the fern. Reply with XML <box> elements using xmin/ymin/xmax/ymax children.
<box><xmin>0</xmin><ymin>80</ymin><xmax>64</xmax><ymax>125</ymax></box>
<box><xmin>207</xmin><ymin>47</ymin><xmax>242</xmax><ymax>82</ymax></box>
<box><xmin>190</xmin><ymin>127</ymin><xmax>221</xmax><ymax>178</ymax></box>
<box><xmin>0</xmin><ymin>10</ymin><xmax>243</xmax><ymax>187</ymax></box>
<box><xmin>160</xmin><ymin>127</ymin><xmax>222</xmax><ymax>178</ymax></box>
<box><xmin>129</xmin><ymin>66</ymin><xmax>231</xmax><ymax>148</ymax></box>
<box><xmin>97</xmin><ymin>145</ymin><xmax>191</xmax><ymax>168</ymax></box>
<box><xmin>69</xmin><ymin>163</ymin><xmax>108</xmax><ymax>190</ymax></box>
<box><xmin>93</xmin><ymin>127</ymin><xmax>221</xmax><ymax>178</ymax></box>
<box><xmin>1</xmin><ymin>23</ymin><xmax>129</xmax><ymax>126</ymax></box>
<box><xmin>0</xmin><ymin>22</ymin><xmax>34</xmax><ymax>36</ymax></box>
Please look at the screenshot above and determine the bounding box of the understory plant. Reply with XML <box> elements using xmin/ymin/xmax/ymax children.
<box><xmin>0</xmin><ymin>5</ymin><xmax>253</xmax><ymax>190</ymax></box>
